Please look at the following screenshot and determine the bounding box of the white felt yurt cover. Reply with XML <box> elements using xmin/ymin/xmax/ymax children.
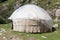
<box><xmin>8</xmin><ymin>4</ymin><xmax>53</xmax><ymax>31</ymax></box>
<box><xmin>8</xmin><ymin>4</ymin><xmax>52</xmax><ymax>20</ymax></box>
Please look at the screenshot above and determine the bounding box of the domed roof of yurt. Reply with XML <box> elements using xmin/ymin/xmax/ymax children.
<box><xmin>8</xmin><ymin>4</ymin><xmax>52</xmax><ymax>20</ymax></box>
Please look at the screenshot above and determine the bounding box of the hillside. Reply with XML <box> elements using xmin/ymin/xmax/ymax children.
<box><xmin>0</xmin><ymin>0</ymin><xmax>60</xmax><ymax>40</ymax></box>
<box><xmin>0</xmin><ymin>0</ymin><xmax>60</xmax><ymax>23</ymax></box>
<box><xmin>0</xmin><ymin>23</ymin><xmax>60</xmax><ymax>40</ymax></box>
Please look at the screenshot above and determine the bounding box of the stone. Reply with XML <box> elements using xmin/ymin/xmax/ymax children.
<box><xmin>3</xmin><ymin>36</ymin><xmax>7</xmax><ymax>40</ymax></box>
<box><xmin>0</xmin><ymin>28</ymin><xmax>6</xmax><ymax>35</ymax></box>
<box><xmin>55</xmin><ymin>9</ymin><xmax>60</xmax><ymax>17</ymax></box>
<box><xmin>53</xmin><ymin>24</ymin><xmax>59</xmax><ymax>28</ymax></box>
<box><xmin>1</xmin><ymin>28</ymin><xmax>6</xmax><ymax>32</ymax></box>
<box><xmin>10</xmin><ymin>35</ymin><xmax>20</xmax><ymax>40</ymax></box>
<box><xmin>0</xmin><ymin>32</ymin><xmax>2</xmax><ymax>35</ymax></box>
<box><xmin>41</xmin><ymin>36</ymin><xmax>47</xmax><ymax>38</ymax></box>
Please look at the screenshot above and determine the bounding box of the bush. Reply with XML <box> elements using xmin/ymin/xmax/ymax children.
<box><xmin>0</xmin><ymin>16</ymin><xmax>6</xmax><ymax>24</ymax></box>
<box><xmin>0</xmin><ymin>0</ymin><xmax>7</xmax><ymax>3</ymax></box>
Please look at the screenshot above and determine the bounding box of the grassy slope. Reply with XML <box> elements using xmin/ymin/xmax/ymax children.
<box><xmin>0</xmin><ymin>23</ymin><xmax>60</xmax><ymax>40</ymax></box>
<box><xmin>0</xmin><ymin>0</ymin><xmax>60</xmax><ymax>40</ymax></box>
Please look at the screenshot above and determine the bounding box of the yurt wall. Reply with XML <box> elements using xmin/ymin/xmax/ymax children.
<box><xmin>12</xmin><ymin>19</ymin><xmax>51</xmax><ymax>33</ymax></box>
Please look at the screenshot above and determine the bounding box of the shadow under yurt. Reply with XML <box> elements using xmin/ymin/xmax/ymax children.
<box><xmin>8</xmin><ymin>4</ymin><xmax>53</xmax><ymax>33</ymax></box>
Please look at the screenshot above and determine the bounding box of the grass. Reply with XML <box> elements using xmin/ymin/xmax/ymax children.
<box><xmin>0</xmin><ymin>23</ymin><xmax>60</xmax><ymax>40</ymax></box>
<box><xmin>0</xmin><ymin>0</ymin><xmax>60</xmax><ymax>40</ymax></box>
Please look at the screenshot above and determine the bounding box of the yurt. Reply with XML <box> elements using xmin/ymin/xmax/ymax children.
<box><xmin>8</xmin><ymin>4</ymin><xmax>53</xmax><ymax>33</ymax></box>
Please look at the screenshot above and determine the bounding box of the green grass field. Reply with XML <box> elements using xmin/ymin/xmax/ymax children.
<box><xmin>0</xmin><ymin>23</ymin><xmax>60</xmax><ymax>40</ymax></box>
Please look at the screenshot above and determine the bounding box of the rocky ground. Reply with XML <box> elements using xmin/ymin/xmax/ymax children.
<box><xmin>0</xmin><ymin>23</ymin><xmax>60</xmax><ymax>40</ymax></box>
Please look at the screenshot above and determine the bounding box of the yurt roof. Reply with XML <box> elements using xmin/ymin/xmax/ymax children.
<box><xmin>8</xmin><ymin>4</ymin><xmax>52</xmax><ymax>20</ymax></box>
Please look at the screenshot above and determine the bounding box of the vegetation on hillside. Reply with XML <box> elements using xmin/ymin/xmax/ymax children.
<box><xmin>0</xmin><ymin>0</ymin><xmax>60</xmax><ymax>40</ymax></box>
<box><xmin>0</xmin><ymin>23</ymin><xmax>60</xmax><ymax>40</ymax></box>
<box><xmin>0</xmin><ymin>0</ymin><xmax>60</xmax><ymax>24</ymax></box>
